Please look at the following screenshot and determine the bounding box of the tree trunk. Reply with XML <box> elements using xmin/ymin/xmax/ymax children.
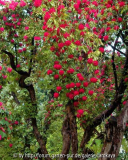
<box><xmin>19</xmin><ymin>75</ymin><xmax>51</xmax><ymax>160</ymax></box>
<box><xmin>31</xmin><ymin>118</ymin><xmax>51</xmax><ymax>160</ymax></box>
<box><xmin>60</xmin><ymin>114</ymin><xmax>71</xmax><ymax>160</ymax></box>
<box><xmin>61</xmin><ymin>102</ymin><xmax>78</xmax><ymax>160</ymax></box>
<box><xmin>80</xmin><ymin>125</ymin><xmax>94</xmax><ymax>152</ymax></box>
<box><xmin>99</xmin><ymin>102</ymin><xmax>128</xmax><ymax>160</ymax></box>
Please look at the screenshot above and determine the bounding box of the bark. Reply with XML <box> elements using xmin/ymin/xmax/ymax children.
<box><xmin>61</xmin><ymin>102</ymin><xmax>78</xmax><ymax>160</ymax></box>
<box><xmin>99</xmin><ymin>102</ymin><xmax>128</xmax><ymax>160</ymax></box>
<box><xmin>11</xmin><ymin>91</ymin><xmax>20</xmax><ymax>105</ymax></box>
<box><xmin>80</xmin><ymin>125</ymin><xmax>95</xmax><ymax>153</ymax></box>
<box><xmin>23</xmin><ymin>136</ymin><xmax>31</xmax><ymax>160</ymax></box>
<box><xmin>31</xmin><ymin>118</ymin><xmax>51</xmax><ymax>160</ymax></box>
<box><xmin>19</xmin><ymin>76</ymin><xmax>51</xmax><ymax>160</ymax></box>
<box><xmin>60</xmin><ymin>115</ymin><xmax>71</xmax><ymax>160</ymax></box>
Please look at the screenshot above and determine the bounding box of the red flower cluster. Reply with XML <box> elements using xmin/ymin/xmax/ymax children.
<box><xmin>90</xmin><ymin>77</ymin><xmax>97</xmax><ymax>83</ymax></box>
<box><xmin>33</xmin><ymin>0</ymin><xmax>42</xmax><ymax>8</ymax></box>
<box><xmin>76</xmin><ymin>109</ymin><xmax>84</xmax><ymax>118</ymax></box>
<box><xmin>67</xmin><ymin>68</ymin><xmax>75</xmax><ymax>74</ymax></box>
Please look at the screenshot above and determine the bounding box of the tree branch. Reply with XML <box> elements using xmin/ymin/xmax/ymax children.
<box><xmin>111</xmin><ymin>34</ymin><xmax>120</xmax><ymax>92</ymax></box>
<box><xmin>11</xmin><ymin>91</ymin><xmax>20</xmax><ymax>105</ymax></box>
<box><xmin>108</xmin><ymin>43</ymin><xmax>126</xmax><ymax>56</ymax></box>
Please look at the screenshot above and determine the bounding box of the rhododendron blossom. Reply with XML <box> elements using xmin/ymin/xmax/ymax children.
<box><xmin>54</xmin><ymin>93</ymin><xmax>59</xmax><ymax>98</ymax></box>
<box><xmin>0</xmin><ymin>102</ymin><xmax>3</xmax><ymax>106</ymax></box>
<box><xmin>0</xmin><ymin>27</ymin><xmax>4</xmax><ymax>32</ymax></box>
<box><xmin>7</xmin><ymin>67</ymin><xmax>12</xmax><ymax>73</ymax></box>
<box><xmin>90</xmin><ymin>77</ymin><xmax>98</xmax><ymax>83</ymax></box>
<box><xmin>88</xmin><ymin>90</ymin><xmax>94</xmax><ymax>95</ymax></box>
<box><xmin>47</xmin><ymin>70</ymin><xmax>53</xmax><ymax>75</ymax></box>
<box><xmin>44</xmin><ymin>12</ymin><xmax>51</xmax><ymax>22</ymax></box>
<box><xmin>20</xmin><ymin>0</ymin><xmax>26</xmax><ymax>7</ymax></box>
<box><xmin>34</xmin><ymin>36</ymin><xmax>41</xmax><ymax>40</ymax></box>
<box><xmin>0</xmin><ymin>66</ymin><xmax>2</xmax><ymax>71</ymax></box>
<box><xmin>33</xmin><ymin>0</ymin><xmax>42</xmax><ymax>8</ymax></box>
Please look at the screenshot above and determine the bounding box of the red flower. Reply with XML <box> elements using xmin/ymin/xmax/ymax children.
<box><xmin>54</xmin><ymin>74</ymin><xmax>59</xmax><ymax>79</ymax></box>
<box><xmin>34</xmin><ymin>0</ymin><xmax>42</xmax><ymax>8</ymax></box>
<box><xmin>59</xmin><ymin>70</ymin><xmax>64</xmax><ymax>75</ymax></box>
<box><xmin>83</xmin><ymin>82</ymin><xmax>88</xmax><ymax>87</ymax></box>
<box><xmin>74</xmin><ymin>40</ymin><xmax>81</xmax><ymax>46</ymax></box>
<box><xmin>34</xmin><ymin>36</ymin><xmax>41</xmax><ymax>40</ymax></box>
<box><xmin>90</xmin><ymin>77</ymin><xmax>97</xmax><ymax>83</ymax></box>
<box><xmin>119</xmin><ymin>2</ymin><xmax>125</xmax><ymax>7</ymax></box>
<box><xmin>94</xmin><ymin>70</ymin><xmax>99</xmax><ymax>74</ymax></box>
<box><xmin>67</xmin><ymin>68</ymin><xmax>75</xmax><ymax>74</ymax></box>
<box><xmin>54</xmin><ymin>93</ymin><xmax>59</xmax><ymax>98</ymax></box>
<box><xmin>44</xmin><ymin>32</ymin><xmax>49</xmax><ymax>37</ymax></box>
<box><xmin>123</xmin><ymin>101</ymin><xmax>126</xmax><ymax>105</ymax></box>
<box><xmin>20</xmin><ymin>0</ymin><xmax>26</xmax><ymax>7</ymax></box>
<box><xmin>76</xmin><ymin>114</ymin><xmax>81</xmax><ymax>118</ymax></box>
<box><xmin>56</xmin><ymin>86</ymin><xmax>62</xmax><ymax>92</ymax></box>
<box><xmin>49</xmin><ymin>7</ymin><xmax>55</xmax><ymax>14</ymax></box>
<box><xmin>69</xmin><ymin>93</ymin><xmax>74</xmax><ymax>100</ymax></box>
<box><xmin>118</xmin><ymin>17</ymin><xmax>123</xmax><ymax>22</ymax></box>
<box><xmin>58</xmin><ymin>42</ymin><xmax>64</xmax><ymax>48</ymax></box>
<box><xmin>79</xmin><ymin>76</ymin><xmax>84</xmax><ymax>81</ymax></box>
<box><xmin>82</xmin><ymin>96</ymin><xmax>87</xmax><ymax>101</ymax></box>
<box><xmin>93</xmin><ymin>61</ymin><xmax>98</xmax><ymax>66</ymax></box>
<box><xmin>0</xmin><ymin>66</ymin><xmax>2</xmax><ymax>71</ymax></box>
<box><xmin>14</xmin><ymin>121</ymin><xmax>19</xmax><ymax>125</ymax></box>
<box><xmin>54</xmin><ymin>64</ymin><xmax>62</xmax><ymax>70</ymax></box>
<box><xmin>114</xmin><ymin>26</ymin><xmax>119</xmax><ymax>30</ymax></box>
<box><xmin>92</xmin><ymin>1</ymin><xmax>98</xmax><ymax>6</ymax></box>
<box><xmin>44</xmin><ymin>12</ymin><xmax>51</xmax><ymax>22</ymax></box>
<box><xmin>66</xmin><ymin>84</ymin><xmax>70</xmax><ymax>89</ymax></box>
<box><xmin>79</xmin><ymin>88</ymin><xmax>85</xmax><ymax>94</ymax></box>
<box><xmin>78</xmin><ymin>24</ymin><xmax>84</xmax><ymax>30</ymax></box>
<box><xmin>0</xmin><ymin>27</ymin><xmax>4</xmax><ymax>32</ymax></box>
<box><xmin>65</xmin><ymin>40</ymin><xmax>71</xmax><ymax>46</ymax></box>
<box><xmin>47</xmin><ymin>70</ymin><xmax>53</xmax><ymax>75</ymax></box>
<box><xmin>11</xmin><ymin>39</ymin><xmax>14</xmax><ymax>43</ymax></box>
<box><xmin>24</xmin><ymin>35</ymin><xmax>28</xmax><ymax>40</ymax></box>
<box><xmin>0</xmin><ymin>102</ymin><xmax>3</xmax><ymax>106</ymax></box>
<box><xmin>77</xmin><ymin>109</ymin><xmax>84</xmax><ymax>115</ymax></box>
<box><xmin>68</xmin><ymin>54</ymin><xmax>74</xmax><ymax>59</ymax></box>
<box><xmin>70</xmin><ymin>82</ymin><xmax>75</xmax><ymax>88</ymax></box>
<box><xmin>9</xmin><ymin>144</ymin><xmax>13</xmax><ymax>148</ymax></box>
<box><xmin>76</xmin><ymin>83</ymin><xmax>81</xmax><ymax>87</ymax></box>
<box><xmin>0</xmin><ymin>85</ymin><xmax>2</xmax><ymax>90</ymax></box>
<box><xmin>99</xmin><ymin>47</ymin><xmax>104</xmax><ymax>53</ymax></box>
<box><xmin>88</xmin><ymin>90</ymin><xmax>94</xmax><ymax>95</ymax></box>
<box><xmin>74</xmin><ymin>101</ymin><xmax>79</xmax><ymax>107</ymax></box>
<box><xmin>87</xmin><ymin>58</ymin><xmax>93</xmax><ymax>64</ymax></box>
<box><xmin>7</xmin><ymin>67</ymin><xmax>12</xmax><ymax>73</ymax></box>
<box><xmin>106</xmin><ymin>27</ymin><xmax>111</xmax><ymax>32</ymax></box>
<box><xmin>103</xmin><ymin>35</ymin><xmax>109</xmax><ymax>41</ymax></box>
<box><xmin>124</xmin><ymin>78</ymin><xmax>128</xmax><ymax>82</ymax></box>
<box><xmin>74</xmin><ymin>3</ymin><xmax>80</xmax><ymax>11</ymax></box>
<box><xmin>74</xmin><ymin>90</ymin><xmax>79</xmax><ymax>96</ymax></box>
<box><xmin>63</xmin><ymin>33</ymin><xmax>70</xmax><ymax>38</ymax></box>
<box><xmin>77</xmin><ymin>73</ymin><xmax>82</xmax><ymax>78</ymax></box>
<box><xmin>16</xmin><ymin>64</ymin><xmax>20</xmax><ymax>68</ymax></box>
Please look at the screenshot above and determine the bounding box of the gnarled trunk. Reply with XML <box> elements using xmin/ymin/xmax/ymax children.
<box><xmin>99</xmin><ymin>102</ymin><xmax>128</xmax><ymax>160</ymax></box>
<box><xmin>61</xmin><ymin>102</ymin><xmax>78</xmax><ymax>160</ymax></box>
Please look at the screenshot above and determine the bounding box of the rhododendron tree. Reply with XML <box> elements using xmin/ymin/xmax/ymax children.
<box><xmin>0</xmin><ymin>0</ymin><xmax>128</xmax><ymax>159</ymax></box>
